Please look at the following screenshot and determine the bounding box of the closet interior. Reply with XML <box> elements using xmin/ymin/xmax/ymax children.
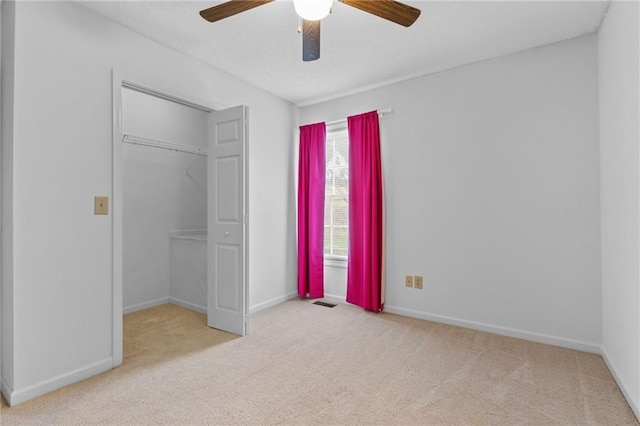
<box><xmin>122</xmin><ymin>87</ymin><xmax>209</xmax><ymax>316</ymax></box>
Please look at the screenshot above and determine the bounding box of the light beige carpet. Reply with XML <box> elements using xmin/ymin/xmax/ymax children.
<box><xmin>1</xmin><ymin>300</ymin><xmax>637</xmax><ymax>425</ymax></box>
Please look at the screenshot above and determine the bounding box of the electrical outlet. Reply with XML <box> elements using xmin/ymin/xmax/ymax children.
<box><xmin>415</xmin><ymin>276</ymin><xmax>423</xmax><ymax>289</ymax></box>
<box><xmin>405</xmin><ymin>275</ymin><xmax>413</xmax><ymax>288</ymax></box>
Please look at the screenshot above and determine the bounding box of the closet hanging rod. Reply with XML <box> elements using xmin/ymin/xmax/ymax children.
<box><xmin>122</xmin><ymin>134</ymin><xmax>208</xmax><ymax>157</ymax></box>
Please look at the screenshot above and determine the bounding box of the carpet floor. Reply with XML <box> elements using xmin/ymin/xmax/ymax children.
<box><xmin>1</xmin><ymin>299</ymin><xmax>637</xmax><ymax>425</ymax></box>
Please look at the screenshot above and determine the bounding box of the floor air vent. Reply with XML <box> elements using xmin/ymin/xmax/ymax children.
<box><xmin>312</xmin><ymin>301</ymin><xmax>337</xmax><ymax>308</ymax></box>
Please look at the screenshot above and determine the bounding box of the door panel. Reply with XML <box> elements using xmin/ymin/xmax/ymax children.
<box><xmin>207</xmin><ymin>105</ymin><xmax>247</xmax><ymax>336</ymax></box>
<box><xmin>215</xmin><ymin>156</ymin><xmax>240</xmax><ymax>222</ymax></box>
<box><xmin>216</xmin><ymin>244</ymin><xmax>240</xmax><ymax>311</ymax></box>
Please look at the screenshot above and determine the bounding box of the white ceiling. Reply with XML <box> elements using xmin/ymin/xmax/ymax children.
<box><xmin>79</xmin><ymin>0</ymin><xmax>610</xmax><ymax>106</ymax></box>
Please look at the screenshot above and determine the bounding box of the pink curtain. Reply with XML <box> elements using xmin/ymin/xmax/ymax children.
<box><xmin>298</xmin><ymin>122</ymin><xmax>326</xmax><ymax>298</ymax></box>
<box><xmin>346</xmin><ymin>111</ymin><xmax>384</xmax><ymax>312</ymax></box>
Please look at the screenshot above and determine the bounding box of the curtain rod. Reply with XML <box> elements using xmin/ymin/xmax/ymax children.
<box><xmin>323</xmin><ymin>108</ymin><xmax>393</xmax><ymax>127</ymax></box>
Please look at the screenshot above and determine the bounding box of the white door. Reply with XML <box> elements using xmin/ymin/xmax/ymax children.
<box><xmin>207</xmin><ymin>105</ymin><xmax>247</xmax><ymax>336</ymax></box>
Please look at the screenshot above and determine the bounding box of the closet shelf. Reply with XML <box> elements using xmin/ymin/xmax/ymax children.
<box><xmin>122</xmin><ymin>134</ymin><xmax>208</xmax><ymax>157</ymax></box>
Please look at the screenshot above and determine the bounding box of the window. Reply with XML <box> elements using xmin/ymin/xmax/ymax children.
<box><xmin>324</xmin><ymin>128</ymin><xmax>349</xmax><ymax>259</ymax></box>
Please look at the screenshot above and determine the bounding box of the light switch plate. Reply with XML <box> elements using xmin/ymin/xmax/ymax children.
<box><xmin>94</xmin><ymin>196</ymin><xmax>109</xmax><ymax>215</ymax></box>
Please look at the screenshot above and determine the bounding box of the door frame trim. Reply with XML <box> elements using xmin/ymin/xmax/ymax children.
<box><xmin>110</xmin><ymin>69</ymin><xmax>244</xmax><ymax>366</ymax></box>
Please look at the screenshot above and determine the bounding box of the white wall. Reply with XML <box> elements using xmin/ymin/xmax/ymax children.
<box><xmin>323</xmin><ymin>262</ymin><xmax>347</xmax><ymax>301</ymax></box>
<box><xmin>0</xmin><ymin>0</ymin><xmax>2</xmax><ymax>399</ymax></box>
<box><xmin>300</xmin><ymin>35</ymin><xmax>602</xmax><ymax>351</ymax></box>
<box><xmin>122</xmin><ymin>88</ymin><xmax>207</xmax><ymax>312</ymax></box>
<box><xmin>598</xmin><ymin>0</ymin><xmax>640</xmax><ymax>417</ymax></box>
<box><xmin>0</xmin><ymin>0</ymin><xmax>296</xmax><ymax>405</ymax></box>
<box><xmin>170</xmin><ymin>236</ymin><xmax>207</xmax><ymax>313</ymax></box>
<box><xmin>0</xmin><ymin>0</ymin><xmax>15</xmax><ymax>394</ymax></box>
<box><xmin>0</xmin><ymin>0</ymin><xmax>3</xmax><ymax>394</ymax></box>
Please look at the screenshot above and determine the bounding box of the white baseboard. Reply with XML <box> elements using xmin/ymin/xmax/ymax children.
<box><xmin>169</xmin><ymin>297</ymin><xmax>206</xmax><ymax>314</ymax></box>
<box><xmin>4</xmin><ymin>358</ymin><xmax>113</xmax><ymax>406</ymax></box>
<box><xmin>601</xmin><ymin>347</ymin><xmax>640</xmax><ymax>422</ymax></box>
<box><xmin>126</xmin><ymin>292</ymin><xmax>300</xmax><ymax>316</ymax></box>
<box><xmin>1</xmin><ymin>377</ymin><xmax>13</xmax><ymax>405</ymax></box>
<box><xmin>123</xmin><ymin>297</ymin><xmax>169</xmax><ymax>314</ymax></box>
<box><xmin>315</xmin><ymin>297</ymin><xmax>599</xmax><ymax>353</ymax></box>
<box><xmin>384</xmin><ymin>304</ymin><xmax>601</xmax><ymax>354</ymax></box>
<box><xmin>294</xmin><ymin>296</ymin><xmax>600</xmax><ymax>354</ymax></box>
<box><xmin>249</xmin><ymin>291</ymin><xmax>298</xmax><ymax>314</ymax></box>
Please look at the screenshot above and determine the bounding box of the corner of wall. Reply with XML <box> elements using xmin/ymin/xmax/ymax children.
<box><xmin>0</xmin><ymin>0</ymin><xmax>3</xmax><ymax>401</ymax></box>
<box><xmin>287</xmin><ymin>106</ymin><xmax>300</xmax><ymax>298</ymax></box>
<box><xmin>602</xmin><ymin>346</ymin><xmax>640</xmax><ymax>421</ymax></box>
<box><xmin>597</xmin><ymin>0</ymin><xmax>640</xmax><ymax>418</ymax></box>
<box><xmin>0</xmin><ymin>0</ymin><xmax>16</xmax><ymax>398</ymax></box>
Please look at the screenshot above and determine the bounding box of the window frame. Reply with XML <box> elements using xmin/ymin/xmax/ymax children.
<box><xmin>324</xmin><ymin>124</ymin><xmax>349</xmax><ymax>265</ymax></box>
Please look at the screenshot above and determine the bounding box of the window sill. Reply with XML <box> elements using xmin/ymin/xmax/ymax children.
<box><xmin>324</xmin><ymin>257</ymin><xmax>347</xmax><ymax>268</ymax></box>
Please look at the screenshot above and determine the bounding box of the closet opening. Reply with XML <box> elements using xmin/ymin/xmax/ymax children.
<box><xmin>111</xmin><ymin>74</ymin><xmax>249</xmax><ymax>368</ymax></box>
<box><xmin>121</xmin><ymin>86</ymin><xmax>212</xmax><ymax>363</ymax></box>
<box><xmin>122</xmin><ymin>86</ymin><xmax>209</xmax><ymax>317</ymax></box>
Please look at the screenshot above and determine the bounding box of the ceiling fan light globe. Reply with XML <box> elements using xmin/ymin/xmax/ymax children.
<box><xmin>293</xmin><ymin>0</ymin><xmax>332</xmax><ymax>21</ymax></box>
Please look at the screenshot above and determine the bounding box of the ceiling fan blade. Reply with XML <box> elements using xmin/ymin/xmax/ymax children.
<box><xmin>199</xmin><ymin>0</ymin><xmax>275</xmax><ymax>23</ymax></box>
<box><xmin>339</xmin><ymin>0</ymin><xmax>421</xmax><ymax>27</ymax></box>
<box><xmin>302</xmin><ymin>20</ymin><xmax>321</xmax><ymax>62</ymax></box>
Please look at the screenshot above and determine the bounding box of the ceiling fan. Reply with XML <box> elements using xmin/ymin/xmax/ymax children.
<box><xmin>199</xmin><ymin>0</ymin><xmax>421</xmax><ymax>62</ymax></box>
